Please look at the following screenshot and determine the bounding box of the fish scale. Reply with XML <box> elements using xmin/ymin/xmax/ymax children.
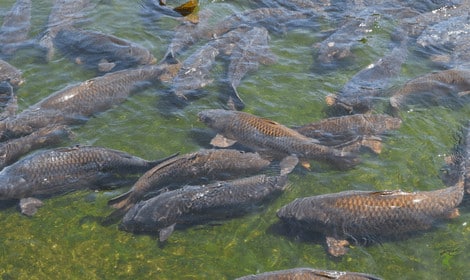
<box><xmin>107</xmin><ymin>149</ymin><xmax>272</xmax><ymax>217</ymax></box>
<box><xmin>198</xmin><ymin>109</ymin><xmax>359</xmax><ymax>169</ymax></box>
<box><xmin>0</xmin><ymin>146</ymin><xmax>175</xmax><ymax>200</ymax></box>
<box><xmin>276</xmin><ymin>181</ymin><xmax>464</xmax><ymax>255</ymax></box>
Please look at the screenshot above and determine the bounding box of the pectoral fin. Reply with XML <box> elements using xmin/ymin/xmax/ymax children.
<box><xmin>19</xmin><ymin>197</ymin><xmax>44</xmax><ymax>217</ymax></box>
<box><xmin>326</xmin><ymin>236</ymin><xmax>349</xmax><ymax>257</ymax></box>
<box><xmin>159</xmin><ymin>223</ymin><xmax>176</xmax><ymax>242</ymax></box>
<box><xmin>279</xmin><ymin>155</ymin><xmax>299</xmax><ymax>176</ymax></box>
<box><xmin>210</xmin><ymin>134</ymin><xmax>237</xmax><ymax>148</ymax></box>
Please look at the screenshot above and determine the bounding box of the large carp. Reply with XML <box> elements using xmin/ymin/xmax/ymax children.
<box><xmin>0</xmin><ymin>145</ymin><xmax>176</xmax><ymax>216</ymax></box>
<box><xmin>235</xmin><ymin>267</ymin><xmax>382</xmax><ymax>280</ymax></box>
<box><xmin>0</xmin><ymin>0</ymin><xmax>31</xmax><ymax>56</ymax></box>
<box><xmin>53</xmin><ymin>29</ymin><xmax>157</xmax><ymax>73</ymax></box>
<box><xmin>198</xmin><ymin>109</ymin><xmax>359</xmax><ymax>169</ymax></box>
<box><xmin>0</xmin><ymin>63</ymin><xmax>180</xmax><ymax>140</ymax></box>
<box><xmin>226</xmin><ymin>26</ymin><xmax>277</xmax><ymax>110</ymax></box>
<box><xmin>120</xmin><ymin>174</ymin><xmax>288</xmax><ymax>241</ymax></box>
<box><xmin>107</xmin><ymin>149</ymin><xmax>272</xmax><ymax>215</ymax></box>
<box><xmin>276</xmin><ymin>182</ymin><xmax>464</xmax><ymax>256</ymax></box>
<box><xmin>389</xmin><ymin>69</ymin><xmax>470</xmax><ymax>114</ymax></box>
<box><xmin>0</xmin><ymin>59</ymin><xmax>23</xmax><ymax>86</ymax></box>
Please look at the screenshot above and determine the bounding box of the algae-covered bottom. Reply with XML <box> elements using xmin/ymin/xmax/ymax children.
<box><xmin>1</xmin><ymin>0</ymin><xmax>470</xmax><ymax>279</ymax></box>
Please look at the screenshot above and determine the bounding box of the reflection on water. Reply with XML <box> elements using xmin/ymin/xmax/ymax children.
<box><xmin>0</xmin><ymin>0</ymin><xmax>470</xmax><ymax>279</ymax></box>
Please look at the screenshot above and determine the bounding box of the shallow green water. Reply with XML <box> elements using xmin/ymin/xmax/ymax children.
<box><xmin>1</xmin><ymin>1</ymin><xmax>470</xmax><ymax>279</ymax></box>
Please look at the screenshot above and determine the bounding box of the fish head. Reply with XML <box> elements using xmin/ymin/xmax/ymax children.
<box><xmin>0</xmin><ymin>175</ymin><xmax>28</xmax><ymax>200</ymax></box>
<box><xmin>276</xmin><ymin>196</ymin><xmax>330</xmax><ymax>229</ymax></box>
<box><xmin>197</xmin><ymin>109</ymin><xmax>235</xmax><ymax>132</ymax></box>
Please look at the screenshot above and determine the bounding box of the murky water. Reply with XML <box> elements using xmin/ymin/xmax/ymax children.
<box><xmin>1</xmin><ymin>0</ymin><xmax>470</xmax><ymax>279</ymax></box>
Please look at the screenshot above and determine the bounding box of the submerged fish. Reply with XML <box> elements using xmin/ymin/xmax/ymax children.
<box><xmin>294</xmin><ymin>114</ymin><xmax>401</xmax><ymax>153</ymax></box>
<box><xmin>389</xmin><ymin>69</ymin><xmax>470</xmax><ymax>113</ymax></box>
<box><xmin>277</xmin><ymin>182</ymin><xmax>464</xmax><ymax>256</ymax></box>
<box><xmin>326</xmin><ymin>38</ymin><xmax>408</xmax><ymax>114</ymax></box>
<box><xmin>0</xmin><ymin>0</ymin><xmax>31</xmax><ymax>56</ymax></box>
<box><xmin>120</xmin><ymin>174</ymin><xmax>288</xmax><ymax>241</ymax></box>
<box><xmin>107</xmin><ymin>149</ymin><xmax>272</xmax><ymax>215</ymax></box>
<box><xmin>53</xmin><ymin>29</ymin><xmax>157</xmax><ymax>73</ymax></box>
<box><xmin>0</xmin><ymin>125</ymin><xmax>73</xmax><ymax>170</ymax></box>
<box><xmin>226</xmin><ymin>26</ymin><xmax>277</xmax><ymax>110</ymax></box>
<box><xmin>441</xmin><ymin>121</ymin><xmax>470</xmax><ymax>195</ymax></box>
<box><xmin>0</xmin><ymin>63</ymin><xmax>180</xmax><ymax>141</ymax></box>
<box><xmin>167</xmin><ymin>42</ymin><xmax>219</xmax><ymax>107</ymax></box>
<box><xmin>0</xmin><ymin>145</ymin><xmax>176</xmax><ymax>215</ymax></box>
<box><xmin>0</xmin><ymin>59</ymin><xmax>23</xmax><ymax>86</ymax></box>
<box><xmin>198</xmin><ymin>109</ymin><xmax>359</xmax><ymax>169</ymax></box>
<box><xmin>235</xmin><ymin>267</ymin><xmax>382</xmax><ymax>280</ymax></box>
<box><xmin>38</xmin><ymin>0</ymin><xmax>99</xmax><ymax>60</ymax></box>
<box><xmin>163</xmin><ymin>8</ymin><xmax>313</xmax><ymax>62</ymax></box>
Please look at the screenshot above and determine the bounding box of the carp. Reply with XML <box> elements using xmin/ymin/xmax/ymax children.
<box><xmin>235</xmin><ymin>267</ymin><xmax>382</xmax><ymax>280</ymax></box>
<box><xmin>53</xmin><ymin>29</ymin><xmax>157</xmax><ymax>73</ymax></box>
<box><xmin>226</xmin><ymin>26</ymin><xmax>277</xmax><ymax>110</ymax></box>
<box><xmin>0</xmin><ymin>145</ymin><xmax>176</xmax><ymax>216</ymax></box>
<box><xmin>120</xmin><ymin>174</ymin><xmax>288</xmax><ymax>241</ymax></box>
<box><xmin>0</xmin><ymin>59</ymin><xmax>23</xmax><ymax>86</ymax></box>
<box><xmin>293</xmin><ymin>114</ymin><xmax>402</xmax><ymax>153</ymax></box>
<box><xmin>389</xmin><ymin>69</ymin><xmax>470</xmax><ymax>114</ymax></box>
<box><xmin>0</xmin><ymin>0</ymin><xmax>31</xmax><ymax>56</ymax></box>
<box><xmin>198</xmin><ymin>109</ymin><xmax>359</xmax><ymax>169</ymax></box>
<box><xmin>0</xmin><ymin>63</ymin><xmax>181</xmax><ymax>141</ymax></box>
<box><xmin>276</xmin><ymin>182</ymin><xmax>464</xmax><ymax>256</ymax></box>
<box><xmin>38</xmin><ymin>0</ymin><xmax>99</xmax><ymax>60</ymax></box>
<box><xmin>0</xmin><ymin>125</ymin><xmax>73</xmax><ymax>170</ymax></box>
<box><xmin>107</xmin><ymin>149</ymin><xmax>273</xmax><ymax>215</ymax></box>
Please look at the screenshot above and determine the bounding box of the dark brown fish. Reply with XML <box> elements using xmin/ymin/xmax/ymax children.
<box><xmin>0</xmin><ymin>59</ymin><xmax>23</xmax><ymax>86</ymax></box>
<box><xmin>53</xmin><ymin>29</ymin><xmax>157</xmax><ymax>73</ymax></box>
<box><xmin>235</xmin><ymin>267</ymin><xmax>382</xmax><ymax>280</ymax></box>
<box><xmin>277</xmin><ymin>182</ymin><xmax>464</xmax><ymax>256</ymax></box>
<box><xmin>120</xmin><ymin>174</ymin><xmax>288</xmax><ymax>241</ymax></box>
<box><xmin>441</xmin><ymin>121</ymin><xmax>470</xmax><ymax>195</ymax></box>
<box><xmin>389</xmin><ymin>69</ymin><xmax>470</xmax><ymax>113</ymax></box>
<box><xmin>198</xmin><ymin>109</ymin><xmax>359</xmax><ymax>169</ymax></box>
<box><xmin>0</xmin><ymin>63</ymin><xmax>180</xmax><ymax>141</ymax></box>
<box><xmin>0</xmin><ymin>125</ymin><xmax>73</xmax><ymax>170</ymax></box>
<box><xmin>326</xmin><ymin>37</ymin><xmax>408</xmax><ymax>114</ymax></box>
<box><xmin>107</xmin><ymin>149</ymin><xmax>272</xmax><ymax>215</ymax></box>
<box><xmin>0</xmin><ymin>145</ymin><xmax>177</xmax><ymax>215</ymax></box>
<box><xmin>0</xmin><ymin>0</ymin><xmax>31</xmax><ymax>56</ymax></box>
<box><xmin>226</xmin><ymin>26</ymin><xmax>276</xmax><ymax>110</ymax></box>
<box><xmin>39</xmin><ymin>0</ymin><xmax>99</xmax><ymax>60</ymax></box>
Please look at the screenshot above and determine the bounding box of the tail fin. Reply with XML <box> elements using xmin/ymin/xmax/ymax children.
<box><xmin>225</xmin><ymin>84</ymin><xmax>245</xmax><ymax>111</ymax></box>
<box><xmin>101</xmin><ymin>206</ymin><xmax>130</xmax><ymax>226</ymax></box>
<box><xmin>107</xmin><ymin>190</ymin><xmax>132</xmax><ymax>208</ymax></box>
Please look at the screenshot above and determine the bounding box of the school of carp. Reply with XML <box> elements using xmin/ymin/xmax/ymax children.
<box><xmin>1</xmin><ymin>0</ymin><xmax>470</xmax><ymax>279</ymax></box>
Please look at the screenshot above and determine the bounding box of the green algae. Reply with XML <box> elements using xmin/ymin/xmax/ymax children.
<box><xmin>1</xmin><ymin>1</ymin><xmax>470</xmax><ymax>279</ymax></box>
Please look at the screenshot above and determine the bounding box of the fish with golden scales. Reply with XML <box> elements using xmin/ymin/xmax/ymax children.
<box><xmin>276</xmin><ymin>181</ymin><xmax>464</xmax><ymax>256</ymax></box>
<box><xmin>105</xmin><ymin>148</ymin><xmax>280</xmax><ymax>221</ymax></box>
<box><xmin>235</xmin><ymin>267</ymin><xmax>382</xmax><ymax>280</ymax></box>
<box><xmin>198</xmin><ymin>109</ymin><xmax>359</xmax><ymax>170</ymax></box>
<box><xmin>293</xmin><ymin>114</ymin><xmax>402</xmax><ymax>154</ymax></box>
